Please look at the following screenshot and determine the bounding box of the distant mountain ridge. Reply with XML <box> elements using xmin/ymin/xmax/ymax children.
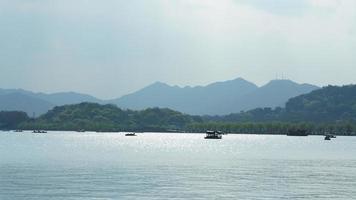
<box><xmin>110</xmin><ymin>78</ymin><xmax>259</xmax><ymax>115</ymax></box>
<box><xmin>237</xmin><ymin>80</ymin><xmax>319</xmax><ymax>111</ymax></box>
<box><xmin>0</xmin><ymin>88</ymin><xmax>102</xmax><ymax>116</ymax></box>
<box><xmin>0</xmin><ymin>93</ymin><xmax>54</xmax><ymax>117</ymax></box>
<box><xmin>0</xmin><ymin>89</ymin><xmax>102</xmax><ymax>105</ymax></box>
<box><xmin>111</xmin><ymin>78</ymin><xmax>319</xmax><ymax>115</ymax></box>
<box><xmin>0</xmin><ymin>78</ymin><xmax>319</xmax><ymax>116</ymax></box>
<box><xmin>206</xmin><ymin>84</ymin><xmax>356</xmax><ymax>124</ymax></box>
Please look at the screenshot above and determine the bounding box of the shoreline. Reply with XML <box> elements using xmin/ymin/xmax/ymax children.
<box><xmin>2</xmin><ymin>130</ymin><xmax>355</xmax><ymax>136</ymax></box>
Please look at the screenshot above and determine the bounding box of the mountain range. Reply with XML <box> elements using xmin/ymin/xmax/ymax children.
<box><xmin>111</xmin><ymin>78</ymin><xmax>319</xmax><ymax>115</ymax></box>
<box><xmin>0</xmin><ymin>78</ymin><xmax>319</xmax><ymax>116</ymax></box>
<box><xmin>3</xmin><ymin>85</ymin><xmax>356</xmax><ymax>134</ymax></box>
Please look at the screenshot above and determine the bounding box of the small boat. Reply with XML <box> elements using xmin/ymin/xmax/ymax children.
<box><xmin>204</xmin><ymin>130</ymin><xmax>222</xmax><ymax>139</ymax></box>
<box><xmin>324</xmin><ymin>134</ymin><xmax>336</xmax><ymax>140</ymax></box>
<box><xmin>77</xmin><ymin>129</ymin><xmax>85</xmax><ymax>132</ymax></box>
<box><xmin>125</xmin><ymin>132</ymin><xmax>136</xmax><ymax>136</ymax></box>
<box><xmin>287</xmin><ymin>129</ymin><xmax>308</xmax><ymax>136</ymax></box>
<box><xmin>33</xmin><ymin>130</ymin><xmax>47</xmax><ymax>133</ymax></box>
<box><xmin>14</xmin><ymin>130</ymin><xmax>23</xmax><ymax>132</ymax></box>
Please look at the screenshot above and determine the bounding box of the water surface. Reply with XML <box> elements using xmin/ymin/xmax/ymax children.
<box><xmin>0</xmin><ymin>131</ymin><xmax>355</xmax><ymax>199</ymax></box>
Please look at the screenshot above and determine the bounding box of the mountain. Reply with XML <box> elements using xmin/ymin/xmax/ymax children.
<box><xmin>0</xmin><ymin>93</ymin><xmax>55</xmax><ymax>116</ymax></box>
<box><xmin>4</xmin><ymin>85</ymin><xmax>356</xmax><ymax>135</ymax></box>
<box><xmin>285</xmin><ymin>84</ymin><xmax>356</xmax><ymax>122</ymax></box>
<box><xmin>0</xmin><ymin>88</ymin><xmax>34</xmax><ymax>96</ymax></box>
<box><xmin>34</xmin><ymin>92</ymin><xmax>102</xmax><ymax>106</ymax></box>
<box><xmin>111</xmin><ymin>78</ymin><xmax>259</xmax><ymax>115</ymax></box>
<box><xmin>238</xmin><ymin>79</ymin><xmax>319</xmax><ymax>111</ymax></box>
<box><xmin>111</xmin><ymin>78</ymin><xmax>319</xmax><ymax>115</ymax></box>
<box><xmin>207</xmin><ymin>84</ymin><xmax>356</xmax><ymax>123</ymax></box>
<box><xmin>0</xmin><ymin>88</ymin><xmax>102</xmax><ymax>106</ymax></box>
<box><xmin>0</xmin><ymin>78</ymin><xmax>320</xmax><ymax>116</ymax></box>
<box><xmin>0</xmin><ymin>89</ymin><xmax>103</xmax><ymax>116</ymax></box>
<box><xmin>12</xmin><ymin>85</ymin><xmax>356</xmax><ymax>135</ymax></box>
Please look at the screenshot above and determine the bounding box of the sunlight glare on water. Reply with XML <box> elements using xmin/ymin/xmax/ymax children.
<box><xmin>0</xmin><ymin>131</ymin><xmax>356</xmax><ymax>199</ymax></box>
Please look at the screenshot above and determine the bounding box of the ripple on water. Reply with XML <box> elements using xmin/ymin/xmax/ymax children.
<box><xmin>0</xmin><ymin>132</ymin><xmax>356</xmax><ymax>199</ymax></box>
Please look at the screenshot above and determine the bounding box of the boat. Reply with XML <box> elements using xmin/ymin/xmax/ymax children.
<box><xmin>204</xmin><ymin>130</ymin><xmax>222</xmax><ymax>139</ymax></box>
<box><xmin>324</xmin><ymin>134</ymin><xmax>336</xmax><ymax>140</ymax></box>
<box><xmin>216</xmin><ymin>130</ymin><xmax>227</xmax><ymax>135</ymax></box>
<box><xmin>125</xmin><ymin>132</ymin><xmax>136</xmax><ymax>136</ymax></box>
<box><xmin>326</xmin><ymin>134</ymin><xmax>336</xmax><ymax>138</ymax></box>
<box><xmin>287</xmin><ymin>129</ymin><xmax>308</xmax><ymax>136</ymax></box>
<box><xmin>77</xmin><ymin>129</ymin><xmax>85</xmax><ymax>132</ymax></box>
<box><xmin>14</xmin><ymin>130</ymin><xmax>23</xmax><ymax>132</ymax></box>
<box><xmin>33</xmin><ymin>130</ymin><xmax>47</xmax><ymax>133</ymax></box>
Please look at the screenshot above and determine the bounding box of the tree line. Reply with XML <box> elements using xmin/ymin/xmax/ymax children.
<box><xmin>17</xmin><ymin>103</ymin><xmax>202</xmax><ymax>132</ymax></box>
<box><xmin>186</xmin><ymin>122</ymin><xmax>356</xmax><ymax>135</ymax></box>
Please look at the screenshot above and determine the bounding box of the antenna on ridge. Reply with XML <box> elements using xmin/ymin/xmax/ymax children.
<box><xmin>280</xmin><ymin>73</ymin><xmax>287</xmax><ymax>80</ymax></box>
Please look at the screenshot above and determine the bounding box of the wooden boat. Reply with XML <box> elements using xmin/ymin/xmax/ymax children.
<box><xmin>325</xmin><ymin>134</ymin><xmax>336</xmax><ymax>138</ymax></box>
<box><xmin>204</xmin><ymin>130</ymin><xmax>222</xmax><ymax>139</ymax></box>
<box><xmin>324</xmin><ymin>134</ymin><xmax>336</xmax><ymax>140</ymax></box>
<box><xmin>125</xmin><ymin>132</ymin><xmax>136</xmax><ymax>136</ymax></box>
<box><xmin>33</xmin><ymin>130</ymin><xmax>47</xmax><ymax>133</ymax></box>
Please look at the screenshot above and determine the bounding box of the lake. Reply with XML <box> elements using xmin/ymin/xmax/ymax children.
<box><xmin>0</xmin><ymin>131</ymin><xmax>355</xmax><ymax>199</ymax></box>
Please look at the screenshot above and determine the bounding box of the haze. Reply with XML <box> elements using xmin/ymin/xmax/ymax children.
<box><xmin>0</xmin><ymin>0</ymin><xmax>355</xmax><ymax>99</ymax></box>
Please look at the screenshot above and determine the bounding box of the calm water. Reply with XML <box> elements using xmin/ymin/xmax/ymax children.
<box><xmin>0</xmin><ymin>131</ymin><xmax>355</xmax><ymax>200</ymax></box>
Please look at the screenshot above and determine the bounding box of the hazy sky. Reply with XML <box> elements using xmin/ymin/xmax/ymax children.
<box><xmin>0</xmin><ymin>0</ymin><xmax>355</xmax><ymax>99</ymax></box>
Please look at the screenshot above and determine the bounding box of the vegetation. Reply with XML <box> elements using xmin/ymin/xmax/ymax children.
<box><xmin>199</xmin><ymin>85</ymin><xmax>356</xmax><ymax>135</ymax></box>
<box><xmin>285</xmin><ymin>85</ymin><xmax>356</xmax><ymax>122</ymax></box>
<box><xmin>19</xmin><ymin>103</ymin><xmax>202</xmax><ymax>132</ymax></box>
<box><xmin>0</xmin><ymin>111</ymin><xmax>29</xmax><ymax>130</ymax></box>
<box><xmin>206</xmin><ymin>85</ymin><xmax>356</xmax><ymax>123</ymax></box>
<box><xmin>186</xmin><ymin>122</ymin><xmax>356</xmax><ymax>136</ymax></box>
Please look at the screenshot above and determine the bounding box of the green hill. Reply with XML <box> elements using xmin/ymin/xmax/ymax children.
<box><xmin>0</xmin><ymin>111</ymin><xmax>29</xmax><ymax>130</ymax></box>
<box><xmin>206</xmin><ymin>85</ymin><xmax>356</xmax><ymax>123</ymax></box>
<box><xmin>20</xmin><ymin>102</ymin><xmax>202</xmax><ymax>132</ymax></box>
<box><xmin>285</xmin><ymin>85</ymin><xmax>356</xmax><ymax>122</ymax></box>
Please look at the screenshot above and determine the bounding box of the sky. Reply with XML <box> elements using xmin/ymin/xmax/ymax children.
<box><xmin>0</xmin><ymin>0</ymin><xmax>355</xmax><ymax>99</ymax></box>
